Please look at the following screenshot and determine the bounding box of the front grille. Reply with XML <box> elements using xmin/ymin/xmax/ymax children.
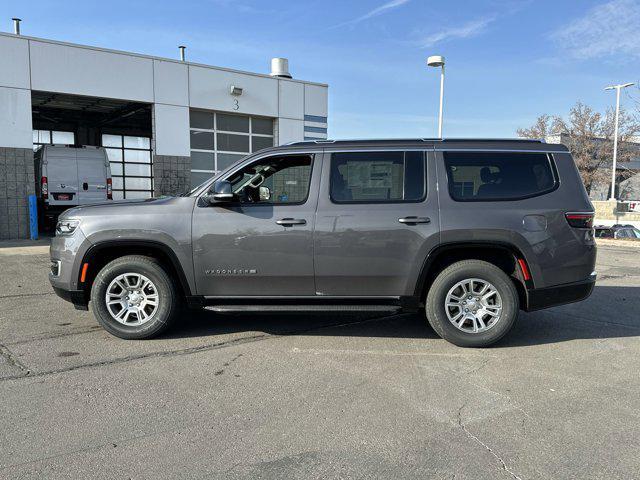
<box><xmin>50</xmin><ymin>260</ymin><xmax>61</xmax><ymax>277</ymax></box>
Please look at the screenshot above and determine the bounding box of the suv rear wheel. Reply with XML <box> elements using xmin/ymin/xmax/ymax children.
<box><xmin>426</xmin><ymin>260</ymin><xmax>519</xmax><ymax>347</ymax></box>
<box><xmin>90</xmin><ymin>255</ymin><xmax>178</xmax><ymax>339</ymax></box>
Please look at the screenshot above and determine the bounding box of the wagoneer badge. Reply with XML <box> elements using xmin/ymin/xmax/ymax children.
<box><xmin>206</xmin><ymin>269</ymin><xmax>257</xmax><ymax>275</ymax></box>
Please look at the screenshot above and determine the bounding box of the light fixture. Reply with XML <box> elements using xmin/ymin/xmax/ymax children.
<box><xmin>229</xmin><ymin>85</ymin><xmax>243</xmax><ymax>96</ymax></box>
<box><xmin>427</xmin><ymin>55</ymin><xmax>446</xmax><ymax>138</ymax></box>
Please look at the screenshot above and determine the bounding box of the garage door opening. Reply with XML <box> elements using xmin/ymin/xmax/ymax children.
<box><xmin>32</xmin><ymin>91</ymin><xmax>153</xmax><ymax>199</ymax></box>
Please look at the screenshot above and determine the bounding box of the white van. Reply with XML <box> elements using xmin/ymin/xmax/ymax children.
<box><xmin>35</xmin><ymin>145</ymin><xmax>112</xmax><ymax>228</ymax></box>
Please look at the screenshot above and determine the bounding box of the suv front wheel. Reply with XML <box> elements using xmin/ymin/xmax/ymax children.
<box><xmin>90</xmin><ymin>255</ymin><xmax>178</xmax><ymax>339</ymax></box>
<box><xmin>426</xmin><ymin>260</ymin><xmax>519</xmax><ymax>348</ymax></box>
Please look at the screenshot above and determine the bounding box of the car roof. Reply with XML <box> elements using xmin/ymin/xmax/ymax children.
<box><xmin>260</xmin><ymin>138</ymin><xmax>569</xmax><ymax>154</ymax></box>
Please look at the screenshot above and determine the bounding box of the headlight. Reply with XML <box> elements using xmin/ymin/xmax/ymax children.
<box><xmin>56</xmin><ymin>219</ymin><xmax>80</xmax><ymax>236</ymax></box>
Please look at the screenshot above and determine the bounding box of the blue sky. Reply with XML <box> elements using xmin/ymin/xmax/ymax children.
<box><xmin>4</xmin><ymin>0</ymin><xmax>640</xmax><ymax>138</ymax></box>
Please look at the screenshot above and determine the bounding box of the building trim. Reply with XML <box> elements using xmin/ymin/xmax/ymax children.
<box><xmin>0</xmin><ymin>32</ymin><xmax>328</xmax><ymax>87</ymax></box>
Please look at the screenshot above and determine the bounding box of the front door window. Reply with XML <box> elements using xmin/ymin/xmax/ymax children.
<box><xmin>227</xmin><ymin>155</ymin><xmax>313</xmax><ymax>205</ymax></box>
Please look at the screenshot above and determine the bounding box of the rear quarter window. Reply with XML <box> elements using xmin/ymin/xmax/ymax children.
<box><xmin>443</xmin><ymin>152</ymin><xmax>557</xmax><ymax>201</ymax></box>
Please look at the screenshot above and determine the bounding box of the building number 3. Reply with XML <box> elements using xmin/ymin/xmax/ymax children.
<box><xmin>233</xmin><ymin>99</ymin><xmax>239</xmax><ymax>110</ymax></box>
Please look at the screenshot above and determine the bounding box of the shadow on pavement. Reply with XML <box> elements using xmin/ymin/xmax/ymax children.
<box><xmin>157</xmin><ymin>285</ymin><xmax>640</xmax><ymax>348</ymax></box>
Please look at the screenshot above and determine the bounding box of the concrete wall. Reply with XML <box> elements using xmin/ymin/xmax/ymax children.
<box><xmin>153</xmin><ymin>155</ymin><xmax>191</xmax><ymax>197</ymax></box>
<box><xmin>29</xmin><ymin>40</ymin><xmax>155</xmax><ymax>102</ymax></box>
<box><xmin>0</xmin><ymin>148</ymin><xmax>35</xmax><ymax>240</ymax></box>
<box><xmin>593</xmin><ymin>200</ymin><xmax>640</xmax><ymax>228</ymax></box>
<box><xmin>154</xmin><ymin>104</ymin><xmax>190</xmax><ymax>157</ymax></box>
<box><xmin>0</xmin><ymin>87</ymin><xmax>33</xmax><ymax>149</ymax></box>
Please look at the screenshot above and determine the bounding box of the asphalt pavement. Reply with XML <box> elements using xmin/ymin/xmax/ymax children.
<box><xmin>0</xmin><ymin>244</ymin><xmax>639</xmax><ymax>479</ymax></box>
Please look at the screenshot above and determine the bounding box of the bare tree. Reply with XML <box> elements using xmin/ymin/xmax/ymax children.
<box><xmin>518</xmin><ymin>102</ymin><xmax>640</xmax><ymax>194</ymax></box>
<box><xmin>516</xmin><ymin>114</ymin><xmax>561</xmax><ymax>140</ymax></box>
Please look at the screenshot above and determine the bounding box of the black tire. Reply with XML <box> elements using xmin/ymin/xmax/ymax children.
<box><xmin>425</xmin><ymin>260</ymin><xmax>519</xmax><ymax>348</ymax></box>
<box><xmin>90</xmin><ymin>255</ymin><xmax>179</xmax><ymax>339</ymax></box>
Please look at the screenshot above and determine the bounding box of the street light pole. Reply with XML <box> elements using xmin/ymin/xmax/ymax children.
<box><xmin>438</xmin><ymin>64</ymin><xmax>445</xmax><ymax>138</ymax></box>
<box><xmin>604</xmin><ymin>82</ymin><xmax>634</xmax><ymax>201</ymax></box>
<box><xmin>427</xmin><ymin>56</ymin><xmax>446</xmax><ymax>139</ymax></box>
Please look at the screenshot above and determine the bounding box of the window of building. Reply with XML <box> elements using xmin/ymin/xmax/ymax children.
<box><xmin>189</xmin><ymin>111</ymin><xmax>274</xmax><ymax>188</ymax></box>
<box><xmin>330</xmin><ymin>151</ymin><xmax>426</xmax><ymax>203</ymax></box>
<box><xmin>443</xmin><ymin>152</ymin><xmax>557</xmax><ymax>201</ymax></box>
<box><xmin>33</xmin><ymin>130</ymin><xmax>75</xmax><ymax>151</ymax></box>
<box><xmin>102</xmin><ymin>134</ymin><xmax>153</xmax><ymax>200</ymax></box>
<box><xmin>228</xmin><ymin>155</ymin><xmax>313</xmax><ymax>205</ymax></box>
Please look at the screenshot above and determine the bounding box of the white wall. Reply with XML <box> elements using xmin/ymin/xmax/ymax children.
<box><xmin>189</xmin><ymin>65</ymin><xmax>279</xmax><ymax>117</ymax></box>
<box><xmin>30</xmin><ymin>40</ymin><xmax>154</xmax><ymax>102</ymax></box>
<box><xmin>0</xmin><ymin>87</ymin><xmax>33</xmax><ymax>149</ymax></box>
<box><xmin>304</xmin><ymin>84</ymin><xmax>328</xmax><ymax>117</ymax></box>
<box><xmin>277</xmin><ymin>118</ymin><xmax>304</xmax><ymax>145</ymax></box>
<box><xmin>0</xmin><ymin>36</ymin><xmax>30</xmax><ymax>89</ymax></box>
<box><xmin>153</xmin><ymin>60</ymin><xmax>188</xmax><ymax>106</ymax></box>
<box><xmin>278</xmin><ymin>80</ymin><xmax>304</xmax><ymax>120</ymax></box>
<box><xmin>0</xmin><ymin>33</ymin><xmax>328</xmax><ymax>152</ymax></box>
<box><xmin>0</xmin><ymin>35</ymin><xmax>32</xmax><ymax>148</ymax></box>
<box><xmin>154</xmin><ymin>104</ymin><xmax>190</xmax><ymax>157</ymax></box>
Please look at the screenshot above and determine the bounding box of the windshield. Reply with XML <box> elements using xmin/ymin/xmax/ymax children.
<box><xmin>184</xmin><ymin>176</ymin><xmax>215</xmax><ymax>197</ymax></box>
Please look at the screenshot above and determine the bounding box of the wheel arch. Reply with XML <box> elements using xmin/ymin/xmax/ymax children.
<box><xmin>78</xmin><ymin>240</ymin><xmax>193</xmax><ymax>299</ymax></box>
<box><xmin>414</xmin><ymin>241</ymin><xmax>532</xmax><ymax>309</ymax></box>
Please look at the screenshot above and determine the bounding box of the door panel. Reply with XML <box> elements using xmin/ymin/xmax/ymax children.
<box><xmin>46</xmin><ymin>147</ymin><xmax>79</xmax><ymax>207</ymax></box>
<box><xmin>192</xmin><ymin>153</ymin><xmax>321</xmax><ymax>296</ymax></box>
<box><xmin>76</xmin><ymin>150</ymin><xmax>108</xmax><ymax>204</ymax></box>
<box><xmin>314</xmin><ymin>150</ymin><xmax>440</xmax><ymax>297</ymax></box>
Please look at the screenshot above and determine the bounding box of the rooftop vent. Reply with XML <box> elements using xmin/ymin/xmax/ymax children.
<box><xmin>270</xmin><ymin>57</ymin><xmax>292</xmax><ymax>79</ymax></box>
<box><xmin>179</xmin><ymin>45</ymin><xmax>186</xmax><ymax>62</ymax></box>
<box><xmin>11</xmin><ymin>17</ymin><xmax>21</xmax><ymax>35</ymax></box>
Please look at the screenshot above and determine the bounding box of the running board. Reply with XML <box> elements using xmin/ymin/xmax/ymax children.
<box><xmin>204</xmin><ymin>305</ymin><xmax>402</xmax><ymax>313</ymax></box>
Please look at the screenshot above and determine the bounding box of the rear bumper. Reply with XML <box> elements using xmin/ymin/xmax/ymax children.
<box><xmin>52</xmin><ymin>286</ymin><xmax>88</xmax><ymax>310</ymax></box>
<box><xmin>525</xmin><ymin>272</ymin><xmax>596</xmax><ymax>311</ymax></box>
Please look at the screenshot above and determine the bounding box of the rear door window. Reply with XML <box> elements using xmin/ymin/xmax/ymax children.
<box><xmin>443</xmin><ymin>152</ymin><xmax>557</xmax><ymax>201</ymax></box>
<box><xmin>330</xmin><ymin>151</ymin><xmax>426</xmax><ymax>203</ymax></box>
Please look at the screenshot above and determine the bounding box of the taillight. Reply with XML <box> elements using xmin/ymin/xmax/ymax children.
<box><xmin>106</xmin><ymin>178</ymin><xmax>112</xmax><ymax>200</ymax></box>
<box><xmin>41</xmin><ymin>176</ymin><xmax>48</xmax><ymax>200</ymax></box>
<box><xmin>565</xmin><ymin>212</ymin><xmax>594</xmax><ymax>228</ymax></box>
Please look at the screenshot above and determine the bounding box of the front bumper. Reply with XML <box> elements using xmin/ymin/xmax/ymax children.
<box><xmin>525</xmin><ymin>272</ymin><xmax>596</xmax><ymax>311</ymax></box>
<box><xmin>52</xmin><ymin>286</ymin><xmax>89</xmax><ymax>310</ymax></box>
<box><xmin>49</xmin><ymin>226</ymin><xmax>92</xmax><ymax>310</ymax></box>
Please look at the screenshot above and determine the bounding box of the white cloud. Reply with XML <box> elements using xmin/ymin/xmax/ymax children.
<box><xmin>333</xmin><ymin>0</ymin><xmax>411</xmax><ymax>28</ymax></box>
<box><xmin>417</xmin><ymin>15</ymin><xmax>496</xmax><ymax>47</ymax></box>
<box><xmin>356</xmin><ymin>0</ymin><xmax>411</xmax><ymax>22</ymax></box>
<box><xmin>551</xmin><ymin>0</ymin><xmax>640</xmax><ymax>60</ymax></box>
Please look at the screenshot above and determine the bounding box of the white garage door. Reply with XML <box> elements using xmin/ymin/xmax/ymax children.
<box><xmin>102</xmin><ymin>134</ymin><xmax>153</xmax><ymax>199</ymax></box>
<box><xmin>189</xmin><ymin>110</ymin><xmax>274</xmax><ymax>188</ymax></box>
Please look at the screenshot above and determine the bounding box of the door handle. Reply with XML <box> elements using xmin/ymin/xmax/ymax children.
<box><xmin>398</xmin><ymin>216</ymin><xmax>430</xmax><ymax>224</ymax></box>
<box><xmin>276</xmin><ymin>218</ymin><xmax>307</xmax><ymax>226</ymax></box>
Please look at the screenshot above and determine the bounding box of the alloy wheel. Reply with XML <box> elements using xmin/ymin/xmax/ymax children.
<box><xmin>444</xmin><ymin>278</ymin><xmax>502</xmax><ymax>334</ymax></box>
<box><xmin>105</xmin><ymin>273</ymin><xmax>159</xmax><ymax>326</ymax></box>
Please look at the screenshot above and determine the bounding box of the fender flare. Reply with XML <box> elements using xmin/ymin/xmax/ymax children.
<box><xmin>413</xmin><ymin>240</ymin><xmax>531</xmax><ymax>298</ymax></box>
<box><xmin>79</xmin><ymin>239</ymin><xmax>193</xmax><ymax>296</ymax></box>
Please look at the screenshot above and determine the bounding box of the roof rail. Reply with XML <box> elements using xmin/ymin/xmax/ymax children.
<box><xmin>438</xmin><ymin>138</ymin><xmax>545</xmax><ymax>143</ymax></box>
<box><xmin>285</xmin><ymin>137</ymin><xmax>545</xmax><ymax>146</ymax></box>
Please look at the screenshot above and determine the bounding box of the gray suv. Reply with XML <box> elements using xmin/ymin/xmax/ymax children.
<box><xmin>50</xmin><ymin>139</ymin><xmax>597</xmax><ymax>347</ymax></box>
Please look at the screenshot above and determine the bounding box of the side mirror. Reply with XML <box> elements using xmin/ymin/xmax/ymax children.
<box><xmin>209</xmin><ymin>180</ymin><xmax>234</xmax><ymax>203</ymax></box>
<box><xmin>259</xmin><ymin>186</ymin><xmax>271</xmax><ymax>201</ymax></box>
